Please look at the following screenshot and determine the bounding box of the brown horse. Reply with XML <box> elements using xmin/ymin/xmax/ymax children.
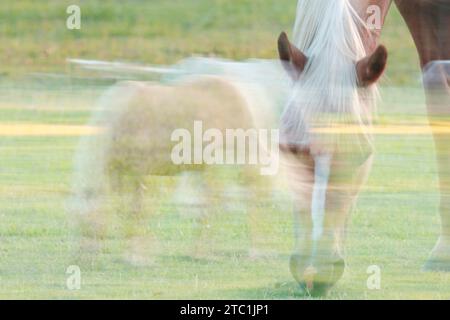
<box><xmin>278</xmin><ymin>0</ymin><xmax>449</xmax><ymax>295</ymax></box>
<box><xmin>394</xmin><ymin>0</ymin><xmax>450</xmax><ymax>272</ymax></box>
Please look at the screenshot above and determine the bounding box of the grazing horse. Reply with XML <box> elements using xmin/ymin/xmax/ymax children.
<box><xmin>278</xmin><ymin>0</ymin><xmax>449</xmax><ymax>295</ymax></box>
<box><xmin>71</xmin><ymin>75</ymin><xmax>280</xmax><ymax>265</ymax></box>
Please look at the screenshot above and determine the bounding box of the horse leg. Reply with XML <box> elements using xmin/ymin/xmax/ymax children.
<box><xmin>239</xmin><ymin>169</ymin><xmax>275</xmax><ymax>260</ymax></box>
<box><xmin>189</xmin><ymin>171</ymin><xmax>218</xmax><ymax>260</ymax></box>
<box><xmin>291</xmin><ymin>198</ymin><xmax>313</xmax><ymax>283</ymax></box>
<box><xmin>322</xmin><ymin>154</ymin><xmax>374</xmax><ymax>286</ymax></box>
<box><xmin>396</xmin><ymin>0</ymin><xmax>450</xmax><ymax>271</ymax></box>
<box><xmin>71</xmin><ymin>135</ymin><xmax>110</xmax><ymax>264</ymax></box>
<box><xmin>280</xmin><ymin>151</ymin><xmax>315</xmax><ymax>285</ymax></box>
<box><xmin>118</xmin><ymin>176</ymin><xmax>160</xmax><ymax>267</ymax></box>
<box><xmin>301</xmin><ymin>153</ymin><xmax>373</xmax><ymax>295</ymax></box>
<box><xmin>426</xmin><ymin>139</ymin><xmax>450</xmax><ymax>271</ymax></box>
<box><xmin>423</xmin><ymin>75</ymin><xmax>450</xmax><ymax>271</ymax></box>
<box><xmin>74</xmin><ymin>188</ymin><xmax>108</xmax><ymax>264</ymax></box>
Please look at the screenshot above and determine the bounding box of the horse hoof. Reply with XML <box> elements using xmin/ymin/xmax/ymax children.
<box><xmin>423</xmin><ymin>259</ymin><xmax>450</xmax><ymax>272</ymax></box>
<box><xmin>290</xmin><ymin>254</ymin><xmax>345</xmax><ymax>297</ymax></box>
<box><xmin>423</xmin><ymin>236</ymin><xmax>450</xmax><ymax>272</ymax></box>
<box><xmin>298</xmin><ymin>281</ymin><xmax>332</xmax><ymax>298</ymax></box>
<box><xmin>123</xmin><ymin>236</ymin><xmax>159</xmax><ymax>267</ymax></box>
<box><xmin>289</xmin><ymin>254</ymin><xmax>308</xmax><ymax>284</ymax></box>
<box><xmin>123</xmin><ymin>252</ymin><xmax>156</xmax><ymax>267</ymax></box>
<box><xmin>248</xmin><ymin>248</ymin><xmax>274</xmax><ymax>261</ymax></box>
<box><xmin>75</xmin><ymin>238</ymin><xmax>102</xmax><ymax>263</ymax></box>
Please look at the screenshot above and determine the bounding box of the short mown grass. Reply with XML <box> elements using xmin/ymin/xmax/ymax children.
<box><xmin>1</xmin><ymin>1</ymin><xmax>448</xmax><ymax>299</ymax></box>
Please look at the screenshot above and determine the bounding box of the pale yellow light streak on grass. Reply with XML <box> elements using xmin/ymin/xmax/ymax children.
<box><xmin>313</xmin><ymin>123</ymin><xmax>450</xmax><ymax>135</ymax></box>
<box><xmin>0</xmin><ymin>123</ymin><xmax>449</xmax><ymax>136</ymax></box>
<box><xmin>0</xmin><ymin>123</ymin><xmax>103</xmax><ymax>136</ymax></box>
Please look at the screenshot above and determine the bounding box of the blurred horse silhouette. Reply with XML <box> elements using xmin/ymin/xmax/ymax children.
<box><xmin>70</xmin><ymin>64</ymin><xmax>288</xmax><ymax>266</ymax></box>
<box><xmin>69</xmin><ymin>0</ymin><xmax>450</xmax><ymax>297</ymax></box>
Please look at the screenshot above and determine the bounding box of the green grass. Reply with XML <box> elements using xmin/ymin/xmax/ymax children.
<box><xmin>0</xmin><ymin>1</ymin><xmax>448</xmax><ymax>300</ymax></box>
<box><xmin>0</xmin><ymin>0</ymin><xmax>421</xmax><ymax>85</ymax></box>
<box><xmin>1</xmin><ymin>85</ymin><xmax>448</xmax><ymax>300</ymax></box>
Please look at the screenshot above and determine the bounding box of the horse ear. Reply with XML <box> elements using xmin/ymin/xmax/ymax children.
<box><xmin>278</xmin><ymin>32</ymin><xmax>307</xmax><ymax>78</ymax></box>
<box><xmin>356</xmin><ymin>45</ymin><xmax>388</xmax><ymax>87</ymax></box>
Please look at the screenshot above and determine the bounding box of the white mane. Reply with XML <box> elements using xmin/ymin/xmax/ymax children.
<box><xmin>281</xmin><ymin>0</ymin><xmax>378</xmax><ymax>153</ymax></box>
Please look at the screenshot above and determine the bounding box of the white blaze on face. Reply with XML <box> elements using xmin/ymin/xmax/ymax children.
<box><xmin>311</xmin><ymin>154</ymin><xmax>332</xmax><ymax>242</ymax></box>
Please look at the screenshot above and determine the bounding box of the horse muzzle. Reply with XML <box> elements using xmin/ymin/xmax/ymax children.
<box><xmin>290</xmin><ymin>254</ymin><xmax>346</xmax><ymax>297</ymax></box>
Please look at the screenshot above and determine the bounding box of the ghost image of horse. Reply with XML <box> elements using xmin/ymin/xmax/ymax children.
<box><xmin>276</xmin><ymin>0</ymin><xmax>387</xmax><ymax>296</ymax></box>
<box><xmin>277</xmin><ymin>0</ymin><xmax>450</xmax><ymax>296</ymax></box>
<box><xmin>69</xmin><ymin>0</ymin><xmax>450</xmax><ymax>296</ymax></box>
<box><xmin>71</xmin><ymin>75</ymin><xmax>281</xmax><ymax>266</ymax></box>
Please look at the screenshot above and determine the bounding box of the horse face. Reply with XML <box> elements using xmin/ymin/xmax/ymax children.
<box><xmin>278</xmin><ymin>32</ymin><xmax>387</xmax><ymax>296</ymax></box>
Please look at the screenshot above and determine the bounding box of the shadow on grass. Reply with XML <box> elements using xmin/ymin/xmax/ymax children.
<box><xmin>212</xmin><ymin>281</ymin><xmax>321</xmax><ymax>300</ymax></box>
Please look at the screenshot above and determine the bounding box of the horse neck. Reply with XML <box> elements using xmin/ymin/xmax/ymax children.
<box><xmin>395</xmin><ymin>0</ymin><xmax>450</xmax><ymax>67</ymax></box>
<box><xmin>350</xmin><ymin>0</ymin><xmax>392</xmax><ymax>53</ymax></box>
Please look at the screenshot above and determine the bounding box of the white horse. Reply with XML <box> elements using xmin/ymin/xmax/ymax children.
<box><xmin>70</xmin><ymin>0</ymin><xmax>388</xmax><ymax>296</ymax></box>
<box><xmin>277</xmin><ymin>0</ymin><xmax>387</xmax><ymax>295</ymax></box>
<box><xmin>70</xmin><ymin>70</ymin><xmax>286</xmax><ymax>265</ymax></box>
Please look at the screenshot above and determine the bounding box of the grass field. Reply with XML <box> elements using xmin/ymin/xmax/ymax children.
<box><xmin>1</xmin><ymin>1</ymin><xmax>449</xmax><ymax>299</ymax></box>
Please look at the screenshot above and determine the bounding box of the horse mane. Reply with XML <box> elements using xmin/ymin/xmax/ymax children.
<box><xmin>282</xmin><ymin>0</ymin><xmax>378</xmax><ymax>153</ymax></box>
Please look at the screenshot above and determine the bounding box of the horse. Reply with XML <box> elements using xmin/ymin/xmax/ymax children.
<box><xmin>394</xmin><ymin>0</ymin><xmax>450</xmax><ymax>272</ymax></box>
<box><xmin>70</xmin><ymin>74</ymin><xmax>283</xmax><ymax>265</ymax></box>
<box><xmin>277</xmin><ymin>0</ymin><xmax>449</xmax><ymax>295</ymax></box>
